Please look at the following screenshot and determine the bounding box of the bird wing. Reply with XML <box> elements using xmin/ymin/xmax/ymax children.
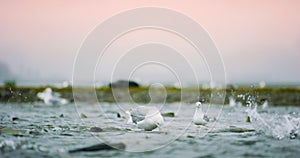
<box><xmin>130</xmin><ymin>107</ymin><xmax>148</xmax><ymax>124</ymax></box>
<box><xmin>130</xmin><ymin>106</ymin><xmax>160</xmax><ymax>124</ymax></box>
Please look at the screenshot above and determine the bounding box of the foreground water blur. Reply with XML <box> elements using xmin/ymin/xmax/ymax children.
<box><xmin>0</xmin><ymin>102</ymin><xmax>299</xmax><ymax>157</ymax></box>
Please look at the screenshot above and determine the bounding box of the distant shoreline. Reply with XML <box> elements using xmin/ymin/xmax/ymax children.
<box><xmin>1</xmin><ymin>86</ymin><xmax>300</xmax><ymax>106</ymax></box>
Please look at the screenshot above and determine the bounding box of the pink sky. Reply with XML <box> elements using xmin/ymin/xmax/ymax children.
<box><xmin>0</xmin><ymin>1</ymin><xmax>300</xmax><ymax>84</ymax></box>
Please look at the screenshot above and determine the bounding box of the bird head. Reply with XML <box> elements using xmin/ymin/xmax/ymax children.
<box><xmin>125</xmin><ymin>110</ymin><xmax>131</xmax><ymax>115</ymax></box>
<box><xmin>195</xmin><ymin>101</ymin><xmax>202</xmax><ymax>108</ymax></box>
<box><xmin>125</xmin><ymin>110</ymin><xmax>133</xmax><ymax>124</ymax></box>
<box><xmin>45</xmin><ymin>88</ymin><xmax>52</xmax><ymax>94</ymax></box>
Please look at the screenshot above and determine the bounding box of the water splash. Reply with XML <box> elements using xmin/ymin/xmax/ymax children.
<box><xmin>246</xmin><ymin>98</ymin><xmax>300</xmax><ymax>139</ymax></box>
<box><xmin>37</xmin><ymin>88</ymin><xmax>69</xmax><ymax>105</ymax></box>
<box><xmin>229</xmin><ymin>97</ymin><xmax>236</xmax><ymax>107</ymax></box>
<box><xmin>228</xmin><ymin>96</ymin><xmax>242</xmax><ymax>107</ymax></box>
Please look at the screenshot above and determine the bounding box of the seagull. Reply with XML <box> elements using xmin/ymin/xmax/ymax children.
<box><xmin>126</xmin><ymin>106</ymin><xmax>164</xmax><ymax>131</ymax></box>
<box><xmin>261</xmin><ymin>99</ymin><xmax>268</xmax><ymax>109</ymax></box>
<box><xmin>37</xmin><ymin>88</ymin><xmax>68</xmax><ymax>105</ymax></box>
<box><xmin>229</xmin><ymin>96</ymin><xmax>236</xmax><ymax>107</ymax></box>
<box><xmin>193</xmin><ymin>101</ymin><xmax>209</xmax><ymax>125</ymax></box>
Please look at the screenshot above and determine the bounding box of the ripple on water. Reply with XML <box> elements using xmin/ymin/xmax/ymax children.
<box><xmin>0</xmin><ymin>103</ymin><xmax>300</xmax><ymax>157</ymax></box>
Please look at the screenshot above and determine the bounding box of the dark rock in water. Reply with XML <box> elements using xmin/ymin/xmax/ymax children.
<box><xmin>109</xmin><ymin>80</ymin><xmax>139</xmax><ymax>88</ymax></box>
<box><xmin>60</xmin><ymin>133</ymin><xmax>73</xmax><ymax>136</ymax></box>
<box><xmin>161</xmin><ymin>112</ymin><xmax>175</xmax><ymax>117</ymax></box>
<box><xmin>212</xmin><ymin>127</ymin><xmax>255</xmax><ymax>133</ymax></box>
<box><xmin>80</xmin><ymin>113</ymin><xmax>87</xmax><ymax>118</ymax></box>
<box><xmin>69</xmin><ymin>143</ymin><xmax>126</xmax><ymax>153</ymax></box>
<box><xmin>46</xmin><ymin>124</ymin><xmax>54</xmax><ymax>128</ymax></box>
<box><xmin>238</xmin><ymin>140</ymin><xmax>257</xmax><ymax>145</ymax></box>
<box><xmin>117</xmin><ymin>112</ymin><xmax>121</xmax><ymax>118</ymax></box>
<box><xmin>246</xmin><ymin>116</ymin><xmax>251</xmax><ymax>123</ymax></box>
<box><xmin>187</xmin><ymin>135</ymin><xmax>195</xmax><ymax>138</ymax></box>
<box><xmin>90</xmin><ymin>127</ymin><xmax>103</xmax><ymax>132</ymax></box>
<box><xmin>12</xmin><ymin>117</ymin><xmax>19</xmax><ymax>121</ymax></box>
<box><xmin>29</xmin><ymin>130</ymin><xmax>43</xmax><ymax>135</ymax></box>
<box><xmin>59</xmin><ymin>114</ymin><xmax>64</xmax><ymax>118</ymax></box>
<box><xmin>11</xmin><ymin>117</ymin><xmax>27</xmax><ymax>122</ymax></box>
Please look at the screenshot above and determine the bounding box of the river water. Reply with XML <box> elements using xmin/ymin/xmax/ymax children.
<box><xmin>0</xmin><ymin>102</ymin><xmax>299</xmax><ymax>158</ymax></box>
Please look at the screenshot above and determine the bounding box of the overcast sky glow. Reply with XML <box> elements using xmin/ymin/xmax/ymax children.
<box><xmin>0</xmin><ymin>1</ymin><xmax>300</xmax><ymax>85</ymax></box>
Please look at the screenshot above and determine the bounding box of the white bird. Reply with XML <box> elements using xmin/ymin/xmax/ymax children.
<box><xmin>261</xmin><ymin>99</ymin><xmax>268</xmax><ymax>109</ymax></box>
<box><xmin>193</xmin><ymin>101</ymin><xmax>209</xmax><ymax>125</ymax></box>
<box><xmin>126</xmin><ymin>106</ymin><xmax>164</xmax><ymax>131</ymax></box>
<box><xmin>229</xmin><ymin>96</ymin><xmax>236</xmax><ymax>107</ymax></box>
<box><xmin>37</xmin><ymin>88</ymin><xmax>68</xmax><ymax>105</ymax></box>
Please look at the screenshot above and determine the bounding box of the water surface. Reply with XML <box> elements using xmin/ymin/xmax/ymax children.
<box><xmin>0</xmin><ymin>103</ymin><xmax>299</xmax><ymax>157</ymax></box>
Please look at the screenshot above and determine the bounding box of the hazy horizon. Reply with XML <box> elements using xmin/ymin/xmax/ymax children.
<box><xmin>1</xmin><ymin>1</ymin><xmax>300</xmax><ymax>85</ymax></box>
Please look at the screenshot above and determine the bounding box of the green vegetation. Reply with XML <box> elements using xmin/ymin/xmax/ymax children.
<box><xmin>4</xmin><ymin>80</ymin><xmax>16</xmax><ymax>87</ymax></box>
<box><xmin>0</xmin><ymin>85</ymin><xmax>300</xmax><ymax>106</ymax></box>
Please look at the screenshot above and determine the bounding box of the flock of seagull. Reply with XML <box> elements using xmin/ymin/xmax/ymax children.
<box><xmin>36</xmin><ymin>88</ymin><xmax>300</xmax><ymax>139</ymax></box>
<box><xmin>124</xmin><ymin>101</ymin><xmax>210</xmax><ymax>131</ymax></box>
<box><xmin>37</xmin><ymin>88</ymin><xmax>211</xmax><ymax>131</ymax></box>
<box><xmin>36</xmin><ymin>88</ymin><xmax>271</xmax><ymax>131</ymax></box>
